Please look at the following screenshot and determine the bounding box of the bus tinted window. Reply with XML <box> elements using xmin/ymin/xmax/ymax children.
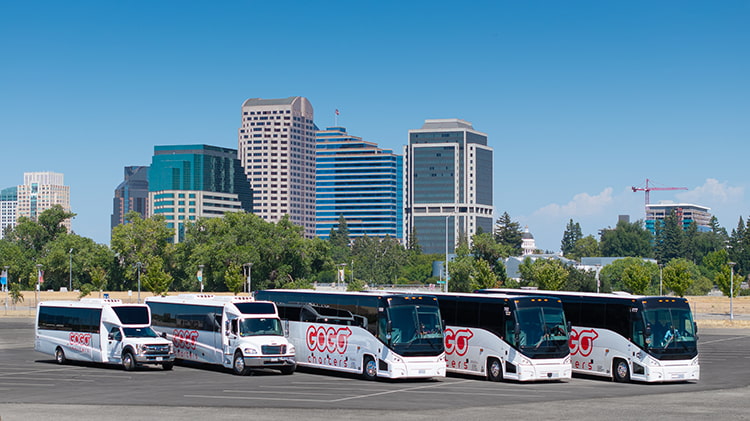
<box><xmin>112</xmin><ymin>306</ymin><xmax>150</xmax><ymax>325</ymax></box>
<box><xmin>38</xmin><ymin>306</ymin><xmax>101</xmax><ymax>333</ymax></box>
<box><xmin>148</xmin><ymin>302</ymin><xmax>223</xmax><ymax>332</ymax></box>
<box><xmin>235</xmin><ymin>302</ymin><xmax>276</xmax><ymax>315</ymax></box>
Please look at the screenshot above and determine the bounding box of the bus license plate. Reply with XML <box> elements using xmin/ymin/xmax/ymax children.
<box><xmin>671</xmin><ymin>373</ymin><xmax>685</xmax><ymax>379</ymax></box>
<box><xmin>156</xmin><ymin>357</ymin><xmax>163</xmax><ymax>361</ymax></box>
<box><xmin>419</xmin><ymin>369</ymin><xmax>426</xmax><ymax>374</ymax></box>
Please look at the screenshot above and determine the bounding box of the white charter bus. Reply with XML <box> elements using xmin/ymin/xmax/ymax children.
<box><xmin>255</xmin><ymin>290</ymin><xmax>446</xmax><ymax>380</ymax></box>
<box><xmin>145</xmin><ymin>294</ymin><xmax>296</xmax><ymax>375</ymax></box>
<box><xmin>479</xmin><ymin>289</ymin><xmax>700</xmax><ymax>383</ymax></box>
<box><xmin>35</xmin><ymin>299</ymin><xmax>175</xmax><ymax>371</ymax></box>
<box><xmin>434</xmin><ymin>292</ymin><xmax>571</xmax><ymax>382</ymax></box>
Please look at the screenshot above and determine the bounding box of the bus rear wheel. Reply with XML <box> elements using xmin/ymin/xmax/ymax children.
<box><xmin>362</xmin><ymin>356</ymin><xmax>377</xmax><ymax>381</ymax></box>
<box><xmin>487</xmin><ymin>358</ymin><xmax>503</xmax><ymax>382</ymax></box>
<box><xmin>55</xmin><ymin>347</ymin><xmax>66</xmax><ymax>365</ymax></box>
<box><xmin>613</xmin><ymin>359</ymin><xmax>630</xmax><ymax>383</ymax></box>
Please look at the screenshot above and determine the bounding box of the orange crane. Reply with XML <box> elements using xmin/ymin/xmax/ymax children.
<box><xmin>631</xmin><ymin>178</ymin><xmax>688</xmax><ymax>206</ymax></box>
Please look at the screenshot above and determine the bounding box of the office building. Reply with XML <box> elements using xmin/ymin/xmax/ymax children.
<box><xmin>405</xmin><ymin>119</ymin><xmax>493</xmax><ymax>254</ymax></box>
<box><xmin>111</xmin><ymin>166</ymin><xmax>150</xmax><ymax>231</ymax></box>
<box><xmin>16</xmin><ymin>171</ymin><xmax>71</xmax><ymax>231</ymax></box>
<box><xmin>315</xmin><ymin>126</ymin><xmax>403</xmax><ymax>240</ymax></box>
<box><xmin>0</xmin><ymin>187</ymin><xmax>18</xmax><ymax>239</ymax></box>
<box><xmin>238</xmin><ymin>97</ymin><xmax>317</xmax><ymax>238</ymax></box>
<box><xmin>645</xmin><ymin>202</ymin><xmax>712</xmax><ymax>235</ymax></box>
<box><xmin>148</xmin><ymin>145</ymin><xmax>253</xmax><ymax>242</ymax></box>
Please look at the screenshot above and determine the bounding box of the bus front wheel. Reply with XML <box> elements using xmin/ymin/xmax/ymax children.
<box><xmin>487</xmin><ymin>358</ymin><xmax>503</xmax><ymax>382</ymax></box>
<box><xmin>122</xmin><ymin>351</ymin><xmax>136</xmax><ymax>371</ymax></box>
<box><xmin>613</xmin><ymin>359</ymin><xmax>630</xmax><ymax>383</ymax></box>
<box><xmin>362</xmin><ymin>356</ymin><xmax>377</xmax><ymax>381</ymax></box>
<box><xmin>55</xmin><ymin>347</ymin><xmax>66</xmax><ymax>365</ymax></box>
<box><xmin>233</xmin><ymin>351</ymin><xmax>249</xmax><ymax>375</ymax></box>
<box><xmin>162</xmin><ymin>362</ymin><xmax>174</xmax><ymax>370</ymax></box>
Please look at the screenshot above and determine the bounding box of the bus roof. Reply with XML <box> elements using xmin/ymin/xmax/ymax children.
<box><xmin>39</xmin><ymin>299</ymin><xmax>142</xmax><ymax>309</ymax></box>
<box><xmin>259</xmin><ymin>289</ymin><xmax>437</xmax><ymax>300</ymax></box>
<box><xmin>478</xmin><ymin>288</ymin><xmax>688</xmax><ymax>303</ymax></box>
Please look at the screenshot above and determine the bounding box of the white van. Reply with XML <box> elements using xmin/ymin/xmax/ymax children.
<box><xmin>35</xmin><ymin>299</ymin><xmax>175</xmax><ymax>370</ymax></box>
<box><xmin>145</xmin><ymin>294</ymin><xmax>296</xmax><ymax>375</ymax></box>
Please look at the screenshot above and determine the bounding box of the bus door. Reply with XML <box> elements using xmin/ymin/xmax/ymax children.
<box><xmin>224</xmin><ymin>313</ymin><xmax>239</xmax><ymax>361</ymax></box>
<box><xmin>107</xmin><ymin>326</ymin><xmax>124</xmax><ymax>362</ymax></box>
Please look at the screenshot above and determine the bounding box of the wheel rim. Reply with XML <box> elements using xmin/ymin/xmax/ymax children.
<box><xmin>617</xmin><ymin>361</ymin><xmax>628</xmax><ymax>379</ymax></box>
<box><xmin>56</xmin><ymin>349</ymin><xmax>63</xmax><ymax>363</ymax></box>
<box><xmin>234</xmin><ymin>354</ymin><xmax>245</xmax><ymax>373</ymax></box>
<box><xmin>124</xmin><ymin>354</ymin><xmax>133</xmax><ymax>369</ymax></box>
<box><xmin>490</xmin><ymin>360</ymin><xmax>501</xmax><ymax>378</ymax></box>
<box><xmin>365</xmin><ymin>359</ymin><xmax>377</xmax><ymax>377</ymax></box>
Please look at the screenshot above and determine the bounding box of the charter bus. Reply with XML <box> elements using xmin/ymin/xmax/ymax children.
<box><xmin>35</xmin><ymin>299</ymin><xmax>175</xmax><ymax>371</ymax></box>
<box><xmin>254</xmin><ymin>289</ymin><xmax>446</xmax><ymax>380</ymax></box>
<box><xmin>479</xmin><ymin>289</ymin><xmax>700</xmax><ymax>383</ymax></box>
<box><xmin>434</xmin><ymin>292</ymin><xmax>571</xmax><ymax>382</ymax></box>
<box><xmin>145</xmin><ymin>294</ymin><xmax>296</xmax><ymax>375</ymax></box>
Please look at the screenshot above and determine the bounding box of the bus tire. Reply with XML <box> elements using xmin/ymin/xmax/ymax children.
<box><xmin>162</xmin><ymin>362</ymin><xmax>174</xmax><ymax>371</ymax></box>
<box><xmin>122</xmin><ymin>351</ymin><xmax>136</xmax><ymax>371</ymax></box>
<box><xmin>279</xmin><ymin>365</ymin><xmax>295</xmax><ymax>375</ymax></box>
<box><xmin>233</xmin><ymin>351</ymin><xmax>249</xmax><ymax>375</ymax></box>
<box><xmin>487</xmin><ymin>358</ymin><xmax>503</xmax><ymax>382</ymax></box>
<box><xmin>55</xmin><ymin>347</ymin><xmax>67</xmax><ymax>365</ymax></box>
<box><xmin>613</xmin><ymin>359</ymin><xmax>630</xmax><ymax>383</ymax></box>
<box><xmin>362</xmin><ymin>355</ymin><xmax>377</xmax><ymax>381</ymax></box>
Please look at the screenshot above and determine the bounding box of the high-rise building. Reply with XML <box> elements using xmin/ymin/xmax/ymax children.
<box><xmin>111</xmin><ymin>166</ymin><xmax>150</xmax><ymax>232</ymax></box>
<box><xmin>405</xmin><ymin>119</ymin><xmax>494</xmax><ymax>254</ymax></box>
<box><xmin>0</xmin><ymin>187</ymin><xmax>18</xmax><ymax>239</ymax></box>
<box><xmin>148</xmin><ymin>145</ymin><xmax>253</xmax><ymax>243</ymax></box>
<box><xmin>315</xmin><ymin>126</ymin><xmax>403</xmax><ymax>240</ymax></box>
<box><xmin>645</xmin><ymin>202</ymin><xmax>712</xmax><ymax>235</ymax></box>
<box><xmin>238</xmin><ymin>97</ymin><xmax>317</xmax><ymax>238</ymax></box>
<box><xmin>16</xmin><ymin>172</ymin><xmax>71</xmax><ymax>231</ymax></box>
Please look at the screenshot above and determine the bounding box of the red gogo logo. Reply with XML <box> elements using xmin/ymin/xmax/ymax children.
<box><xmin>173</xmin><ymin>329</ymin><xmax>199</xmax><ymax>350</ymax></box>
<box><xmin>306</xmin><ymin>325</ymin><xmax>352</xmax><ymax>354</ymax></box>
<box><xmin>68</xmin><ymin>332</ymin><xmax>91</xmax><ymax>347</ymax></box>
<box><xmin>569</xmin><ymin>328</ymin><xmax>598</xmax><ymax>357</ymax></box>
<box><xmin>445</xmin><ymin>328</ymin><xmax>473</xmax><ymax>356</ymax></box>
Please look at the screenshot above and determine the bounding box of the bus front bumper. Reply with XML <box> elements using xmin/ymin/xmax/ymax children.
<box><xmin>244</xmin><ymin>355</ymin><xmax>296</xmax><ymax>368</ymax></box>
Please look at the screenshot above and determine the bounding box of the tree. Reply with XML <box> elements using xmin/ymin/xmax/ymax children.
<box><xmin>494</xmin><ymin>212</ymin><xmax>523</xmax><ymax>255</ymax></box>
<box><xmin>518</xmin><ymin>258</ymin><xmax>568</xmax><ymax>291</ymax></box>
<box><xmin>471</xmin><ymin>258</ymin><xmax>499</xmax><ymax>290</ymax></box>
<box><xmin>351</xmin><ymin>235</ymin><xmax>406</xmax><ymax>286</ymax></box>
<box><xmin>568</xmin><ymin>235</ymin><xmax>600</xmax><ymax>261</ymax></box>
<box><xmin>600</xmin><ymin>220</ymin><xmax>653</xmax><ymax>258</ymax></box>
<box><xmin>224</xmin><ymin>262</ymin><xmax>245</xmax><ymax>295</ymax></box>
<box><xmin>564</xmin><ymin>266</ymin><xmax>597</xmax><ymax>292</ymax></box>
<box><xmin>654</xmin><ymin>210</ymin><xmax>684</xmax><ymax>264</ymax></box>
<box><xmin>111</xmin><ymin>212</ymin><xmax>174</xmax><ymax>291</ymax></box>
<box><xmin>621</xmin><ymin>261</ymin><xmax>652</xmax><ymax>295</ymax></box>
<box><xmin>79</xmin><ymin>266</ymin><xmax>108</xmax><ymax>298</ymax></box>
<box><xmin>329</xmin><ymin>215</ymin><xmax>351</xmax><ymax>264</ymax></box>
<box><xmin>599</xmin><ymin>257</ymin><xmax>655</xmax><ymax>293</ymax></box>
<box><xmin>662</xmin><ymin>258</ymin><xmax>698</xmax><ymax>297</ymax></box>
<box><xmin>471</xmin><ymin>232</ymin><xmax>511</xmax><ymax>277</ymax></box>
<box><xmin>447</xmin><ymin>241</ymin><xmax>474</xmax><ymax>292</ymax></box>
<box><xmin>561</xmin><ymin>219</ymin><xmax>583</xmax><ymax>257</ymax></box>
<box><xmin>141</xmin><ymin>257</ymin><xmax>172</xmax><ymax>296</ymax></box>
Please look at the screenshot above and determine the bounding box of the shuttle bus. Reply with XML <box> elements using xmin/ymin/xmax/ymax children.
<box><xmin>145</xmin><ymin>294</ymin><xmax>296</xmax><ymax>375</ymax></box>
<box><xmin>434</xmin><ymin>292</ymin><xmax>571</xmax><ymax>382</ymax></box>
<box><xmin>35</xmin><ymin>299</ymin><xmax>175</xmax><ymax>371</ymax></box>
<box><xmin>479</xmin><ymin>289</ymin><xmax>700</xmax><ymax>383</ymax></box>
<box><xmin>255</xmin><ymin>290</ymin><xmax>446</xmax><ymax>380</ymax></box>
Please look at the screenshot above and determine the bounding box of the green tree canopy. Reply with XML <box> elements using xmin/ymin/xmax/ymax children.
<box><xmin>600</xmin><ymin>219</ymin><xmax>653</xmax><ymax>258</ymax></box>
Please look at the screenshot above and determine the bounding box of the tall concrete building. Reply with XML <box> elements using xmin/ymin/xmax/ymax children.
<box><xmin>238</xmin><ymin>97</ymin><xmax>317</xmax><ymax>238</ymax></box>
<box><xmin>315</xmin><ymin>126</ymin><xmax>403</xmax><ymax>240</ymax></box>
<box><xmin>16</xmin><ymin>172</ymin><xmax>71</xmax><ymax>231</ymax></box>
<box><xmin>111</xmin><ymin>166</ymin><xmax>150</xmax><ymax>232</ymax></box>
<box><xmin>645</xmin><ymin>202</ymin><xmax>712</xmax><ymax>235</ymax></box>
<box><xmin>0</xmin><ymin>187</ymin><xmax>18</xmax><ymax>239</ymax></box>
<box><xmin>148</xmin><ymin>145</ymin><xmax>253</xmax><ymax>243</ymax></box>
<box><xmin>405</xmin><ymin>119</ymin><xmax>493</xmax><ymax>254</ymax></box>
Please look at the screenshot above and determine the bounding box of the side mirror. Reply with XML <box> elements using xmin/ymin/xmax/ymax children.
<box><xmin>107</xmin><ymin>333</ymin><xmax>114</xmax><ymax>340</ymax></box>
<box><xmin>514</xmin><ymin>322</ymin><xmax>521</xmax><ymax>344</ymax></box>
<box><xmin>644</xmin><ymin>323</ymin><xmax>652</xmax><ymax>348</ymax></box>
<box><xmin>567</xmin><ymin>321</ymin><xmax>572</xmax><ymax>334</ymax></box>
<box><xmin>694</xmin><ymin>321</ymin><xmax>699</xmax><ymax>340</ymax></box>
<box><xmin>386</xmin><ymin>320</ymin><xmax>393</xmax><ymax>333</ymax></box>
<box><xmin>161</xmin><ymin>332</ymin><xmax>167</xmax><ymax>339</ymax></box>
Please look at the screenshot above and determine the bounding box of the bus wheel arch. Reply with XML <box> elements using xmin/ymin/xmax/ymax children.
<box><xmin>55</xmin><ymin>347</ymin><xmax>66</xmax><ymax>365</ymax></box>
<box><xmin>362</xmin><ymin>355</ymin><xmax>377</xmax><ymax>380</ymax></box>
<box><xmin>613</xmin><ymin>358</ymin><xmax>630</xmax><ymax>383</ymax></box>
<box><xmin>487</xmin><ymin>357</ymin><xmax>503</xmax><ymax>382</ymax></box>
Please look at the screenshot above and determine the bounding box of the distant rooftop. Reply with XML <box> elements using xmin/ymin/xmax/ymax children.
<box><xmin>420</xmin><ymin>119</ymin><xmax>474</xmax><ymax>130</ymax></box>
<box><xmin>242</xmin><ymin>97</ymin><xmax>298</xmax><ymax>107</ymax></box>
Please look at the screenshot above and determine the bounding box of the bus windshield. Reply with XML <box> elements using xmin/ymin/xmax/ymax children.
<box><xmin>240</xmin><ymin>318</ymin><xmax>283</xmax><ymax>337</ymax></box>
<box><xmin>512</xmin><ymin>304</ymin><xmax>569</xmax><ymax>359</ymax></box>
<box><xmin>387</xmin><ymin>304</ymin><xmax>444</xmax><ymax>357</ymax></box>
<box><xmin>122</xmin><ymin>327</ymin><xmax>159</xmax><ymax>338</ymax></box>
<box><xmin>642</xmin><ymin>304</ymin><xmax>698</xmax><ymax>360</ymax></box>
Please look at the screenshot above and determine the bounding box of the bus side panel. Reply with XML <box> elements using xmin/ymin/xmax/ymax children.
<box><xmin>151</xmin><ymin>325</ymin><xmax>221</xmax><ymax>365</ymax></box>
<box><xmin>569</xmin><ymin>326</ymin><xmax>631</xmax><ymax>378</ymax></box>
<box><xmin>445</xmin><ymin>326</ymin><xmax>505</xmax><ymax>377</ymax></box>
<box><xmin>289</xmin><ymin>321</ymin><xmax>367</xmax><ymax>375</ymax></box>
<box><xmin>35</xmin><ymin>329</ymin><xmax>100</xmax><ymax>363</ymax></box>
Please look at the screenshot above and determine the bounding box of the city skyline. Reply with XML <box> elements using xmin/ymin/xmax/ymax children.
<box><xmin>1</xmin><ymin>1</ymin><xmax>748</xmax><ymax>251</ymax></box>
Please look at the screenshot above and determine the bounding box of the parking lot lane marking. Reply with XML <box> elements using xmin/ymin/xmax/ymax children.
<box><xmin>184</xmin><ymin>394</ymin><xmax>324</xmax><ymax>403</ymax></box>
<box><xmin>330</xmin><ymin>379</ymin><xmax>473</xmax><ymax>403</ymax></box>
<box><xmin>0</xmin><ymin>383</ymin><xmax>56</xmax><ymax>387</ymax></box>
<box><xmin>2</xmin><ymin>377</ymin><xmax>95</xmax><ymax>382</ymax></box>
<box><xmin>700</xmin><ymin>336</ymin><xmax>749</xmax><ymax>345</ymax></box>
<box><xmin>0</xmin><ymin>367</ymin><xmax>80</xmax><ymax>377</ymax></box>
<box><xmin>221</xmin><ymin>390</ymin><xmax>350</xmax><ymax>397</ymax></box>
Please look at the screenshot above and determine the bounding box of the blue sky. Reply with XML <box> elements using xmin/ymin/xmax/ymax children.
<box><xmin>1</xmin><ymin>1</ymin><xmax>748</xmax><ymax>252</ymax></box>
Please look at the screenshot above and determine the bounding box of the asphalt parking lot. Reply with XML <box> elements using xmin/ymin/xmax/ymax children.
<box><xmin>1</xmin><ymin>318</ymin><xmax>750</xmax><ymax>420</ymax></box>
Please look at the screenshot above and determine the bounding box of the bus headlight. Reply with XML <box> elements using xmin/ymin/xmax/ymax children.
<box><xmin>243</xmin><ymin>347</ymin><xmax>258</xmax><ymax>355</ymax></box>
<box><xmin>288</xmin><ymin>345</ymin><xmax>295</xmax><ymax>355</ymax></box>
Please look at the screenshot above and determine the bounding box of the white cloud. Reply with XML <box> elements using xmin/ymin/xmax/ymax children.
<box><xmin>675</xmin><ymin>178</ymin><xmax>744</xmax><ymax>206</ymax></box>
<box><xmin>532</xmin><ymin>187</ymin><xmax>614</xmax><ymax>219</ymax></box>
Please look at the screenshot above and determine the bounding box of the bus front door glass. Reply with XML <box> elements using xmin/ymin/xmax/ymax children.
<box><xmin>387</xmin><ymin>304</ymin><xmax>444</xmax><ymax>356</ymax></box>
<box><xmin>514</xmin><ymin>305</ymin><xmax>569</xmax><ymax>359</ymax></box>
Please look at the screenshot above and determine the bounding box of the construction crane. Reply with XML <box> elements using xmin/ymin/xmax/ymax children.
<box><xmin>631</xmin><ymin>178</ymin><xmax>688</xmax><ymax>206</ymax></box>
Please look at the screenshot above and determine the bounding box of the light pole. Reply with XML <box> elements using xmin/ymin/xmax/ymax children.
<box><xmin>595</xmin><ymin>264</ymin><xmax>601</xmax><ymax>293</ymax></box>
<box><xmin>69</xmin><ymin>248</ymin><xmax>73</xmax><ymax>291</ymax></box>
<box><xmin>445</xmin><ymin>215</ymin><xmax>450</xmax><ymax>293</ymax></box>
<box><xmin>244</xmin><ymin>263</ymin><xmax>253</xmax><ymax>295</ymax></box>
<box><xmin>198</xmin><ymin>264</ymin><xmax>204</xmax><ymax>293</ymax></box>
<box><xmin>729</xmin><ymin>262</ymin><xmax>736</xmax><ymax>321</ymax></box>
<box><xmin>135</xmin><ymin>262</ymin><xmax>142</xmax><ymax>303</ymax></box>
<box><xmin>337</xmin><ymin>263</ymin><xmax>347</xmax><ymax>289</ymax></box>
<box><xmin>36</xmin><ymin>263</ymin><xmax>42</xmax><ymax>307</ymax></box>
<box><xmin>3</xmin><ymin>265</ymin><xmax>8</xmax><ymax>314</ymax></box>
<box><xmin>659</xmin><ymin>264</ymin><xmax>663</xmax><ymax>296</ymax></box>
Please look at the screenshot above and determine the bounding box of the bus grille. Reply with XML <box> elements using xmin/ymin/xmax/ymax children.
<box><xmin>261</xmin><ymin>345</ymin><xmax>286</xmax><ymax>355</ymax></box>
<box><xmin>143</xmin><ymin>344</ymin><xmax>171</xmax><ymax>355</ymax></box>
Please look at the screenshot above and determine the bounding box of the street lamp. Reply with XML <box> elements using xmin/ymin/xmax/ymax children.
<box><xmin>445</xmin><ymin>215</ymin><xmax>451</xmax><ymax>293</ymax></box>
<box><xmin>337</xmin><ymin>263</ymin><xmax>347</xmax><ymax>289</ymax></box>
<box><xmin>244</xmin><ymin>263</ymin><xmax>253</xmax><ymax>295</ymax></box>
<box><xmin>659</xmin><ymin>263</ymin><xmax>663</xmax><ymax>296</ymax></box>
<box><xmin>135</xmin><ymin>262</ymin><xmax>142</xmax><ymax>303</ymax></box>
<box><xmin>198</xmin><ymin>264</ymin><xmax>204</xmax><ymax>293</ymax></box>
<box><xmin>595</xmin><ymin>264</ymin><xmax>601</xmax><ymax>293</ymax></box>
<box><xmin>729</xmin><ymin>262</ymin><xmax>736</xmax><ymax>321</ymax></box>
<box><xmin>69</xmin><ymin>248</ymin><xmax>74</xmax><ymax>291</ymax></box>
<box><xmin>36</xmin><ymin>263</ymin><xmax>42</xmax><ymax>306</ymax></box>
<box><xmin>3</xmin><ymin>265</ymin><xmax>8</xmax><ymax>314</ymax></box>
